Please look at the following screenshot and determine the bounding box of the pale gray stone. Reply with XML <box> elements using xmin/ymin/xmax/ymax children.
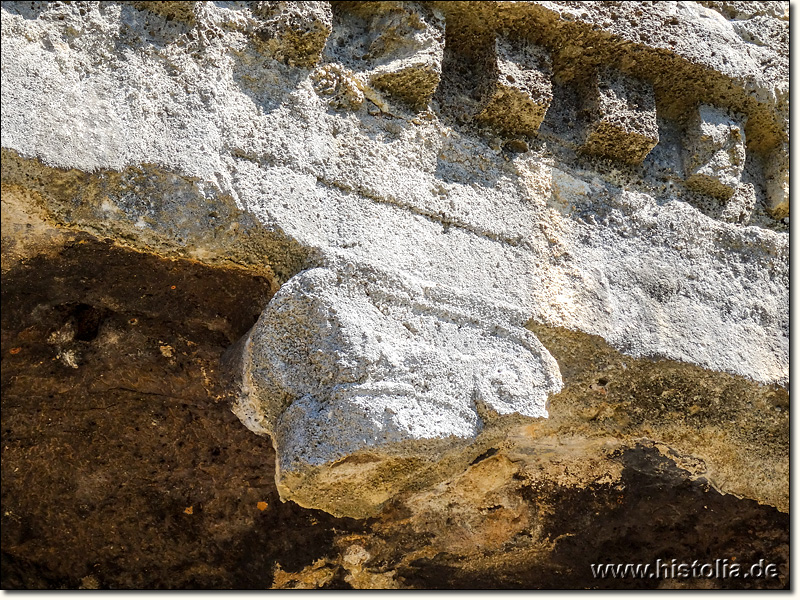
<box><xmin>683</xmin><ymin>104</ymin><xmax>747</xmax><ymax>200</ymax></box>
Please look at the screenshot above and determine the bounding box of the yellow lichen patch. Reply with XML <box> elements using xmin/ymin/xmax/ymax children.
<box><xmin>257</xmin><ymin>501</ymin><xmax>268</xmax><ymax>511</ymax></box>
<box><xmin>271</xmin><ymin>559</ymin><xmax>337</xmax><ymax>590</ymax></box>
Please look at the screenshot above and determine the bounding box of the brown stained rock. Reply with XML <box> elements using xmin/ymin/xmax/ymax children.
<box><xmin>683</xmin><ymin>104</ymin><xmax>747</xmax><ymax>200</ymax></box>
<box><xmin>524</xmin><ymin>323</ymin><xmax>789</xmax><ymax>515</ymax></box>
<box><xmin>387</xmin><ymin>444</ymin><xmax>788</xmax><ymax>590</ymax></box>
<box><xmin>252</xmin><ymin>1</ymin><xmax>333</xmax><ymax>67</ymax></box>
<box><xmin>0</xmin><ymin>233</ymin><xmax>367</xmax><ymax>589</ymax></box>
<box><xmin>132</xmin><ymin>1</ymin><xmax>197</xmax><ymax>23</ymax></box>
<box><xmin>369</xmin><ymin>62</ymin><xmax>441</xmax><ymax>113</ymax></box>
<box><xmin>474</xmin><ymin>36</ymin><xmax>553</xmax><ymax>137</ymax></box>
<box><xmin>581</xmin><ymin>67</ymin><xmax>659</xmax><ymax>164</ymax></box>
<box><xmin>0</xmin><ymin>236</ymin><xmax>789</xmax><ymax>589</ymax></box>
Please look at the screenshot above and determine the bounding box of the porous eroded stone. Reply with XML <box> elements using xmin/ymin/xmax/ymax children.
<box><xmin>719</xmin><ymin>182</ymin><xmax>756</xmax><ymax>225</ymax></box>
<box><xmin>764</xmin><ymin>140</ymin><xmax>788</xmax><ymax>218</ymax></box>
<box><xmin>369</xmin><ymin>61</ymin><xmax>441</xmax><ymax>112</ymax></box>
<box><xmin>699</xmin><ymin>1</ymin><xmax>788</xmax><ymax>20</ymax></box>
<box><xmin>475</xmin><ymin>36</ymin><xmax>553</xmax><ymax>137</ymax></box>
<box><xmin>235</xmin><ymin>264</ymin><xmax>562</xmax><ymax>516</ymax></box>
<box><xmin>311</xmin><ymin>64</ymin><xmax>365</xmax><ymax>110</ymax></box>
<box><xmin>581</xmin><ymin>67</ymin><xmax>658</xmax><ymax>164</ymax></box>
<box><xmin>133</xmin><ymin>1</ymin><xmax>197</xmax><ymax>22</ymax></box>
<box><xmin>0</xmin><ymin>0</ymin><xmax>789</xmax><ymax>587</ymax></box>
<box><xmin>327</xmin><ymin>2</ymin><xmax>445</xmax><ymax>111</ymax></box>
<box><xmin>683</xmin><ymin>104</ymin><xmax>747</xmax><ymax>200</ymax></box>
<box><xmin>251</xmin><ymin>1</ymin><xmax>332</xmax><ymax>67</ymax></box>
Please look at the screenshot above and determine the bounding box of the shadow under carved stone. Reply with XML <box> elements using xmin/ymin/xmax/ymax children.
<box><xmin>1</xmin><ymin>234</ymin><xmax>368</xmax><ymax>589</ymax></box>
<box><xmin>580</xmin><ymin>67</ymin><xmax>659</xmax><ymax>164</ymax></box>
<box><xmin>232</xmin><ymin>263</ymin><xmax>562</xmax><ymax>518</ymax></box>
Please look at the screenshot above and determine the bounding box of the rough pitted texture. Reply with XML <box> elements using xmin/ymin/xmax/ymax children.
<box><xmin>235</xmin><ymin>263</ymin><xmax>561</xmax><ymax>516</ymax></box>
<box><xmin>764</xmin><ymin>140</ymin><xmax>788</xmax><ymax>218</ymax></box>
<box><xmin>327</xmin><ymin>1</ymin><xmax>445</xmax><ymax>111</ymax></box>
<box><xmin>0</xmin><ymin>0</ymin><xmax>789</xmax><ymax>589</ymax></box>
<box><xmin>474</xmin><ymin>36</ymin><xmax>553</xmax><ymax>136</ymax></box>
<box><xmin>581</xmin><ymin>67</ymin><xmax>659</xmax><ymax>164</ymax></box>
<box><xmin>683</xmin><ymin>104</ymin><xmax>747</xmax><ymax>200</ymax></box>
<box><xmin>252</xmin><ymin>1</ymin><xmax>332</xmax><ymax>67</ymax></box>
<box><xmin>133</xmin><ymin>1</ymin><xmax>198</xmax><ymax>23</ymax></box>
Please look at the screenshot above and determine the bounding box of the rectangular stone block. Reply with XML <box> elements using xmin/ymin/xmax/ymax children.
<box><xmin>682</xmin><ymin>104</ymin><xmax>747</xmax><ymax>200</ymax></box>
<box><xmin>328</xmin><ymin>2</ymin><xmax>445</xmax><ymax>111</ymax></box>
<box><xmin>252</xmin><ymin>1</ymin><xmax>333</xmax><ymax>67</ymax></box>
<box><xmin>369</xmin><ymin>55</ymin><xmax>442</xmax><ymax>112</ymax></box>
<box><xmin>475</xmin><ymin>36</ymin><xmax>553</xmax><ymax>137</ymax></box>
<box><xmin>581</xmin><ymin>67</ymin><xmax>659</xmax><ymax>164</ymax></box>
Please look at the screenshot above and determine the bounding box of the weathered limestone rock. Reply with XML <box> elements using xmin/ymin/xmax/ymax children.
<box><xmin>683</xmin><ymin>104</ymin><xmax>747</xmax><ymax>200</ymax></box>
<box><xmin>474</xmin><ymin>36</ymin><xmax>553</xmax><ymax>137</ymax></box>
<box><xmin>234</xmin><ymin>263</ymin><xmax>561</xmax><ymax>516</ymax></box>
<box><xmin>325</xmin><ymin>1</ymin><xmax>445</xmax><ymax>111</ymax></box>
<box><xmin>311</xmin><ymin>63</ymin><xmax>365</xmax><ymax>110</ymax></box>
<box><xmin>719</xmin><ymin>182</ymin><xmax>756</xmax><ymax>225</ymax></box>
<box><xmin>764</xmin><ymin>140</ymin><xmax>789</xmax><ymax>218</ymax></box>
<box><xmin>437</xmin><ymin>27</ymin><xmax>552</xmax><ymax>137</ymax></box>
<box><xmin>0</xmin><ymin>0</ymin><xmax>789</xmax><ymax>589</ymax></box>
<box><xmin>581</xmin><ymin>67</ymin><xmax>659</xmax><ymax>164</ymax></box>
<box><xmin>251</xmin><ymin>1</ymin><xmax>332</xmax><ymax>67</ymax></box>
<box><xmin>133</xmin><ymin>1</ymin><xmax>198</xmax><ymax>23</ymax></box>
<box><xmin>699</xmin><ymin>1</ymin><xmax>788</xmax><ymax>20</ymax></box>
